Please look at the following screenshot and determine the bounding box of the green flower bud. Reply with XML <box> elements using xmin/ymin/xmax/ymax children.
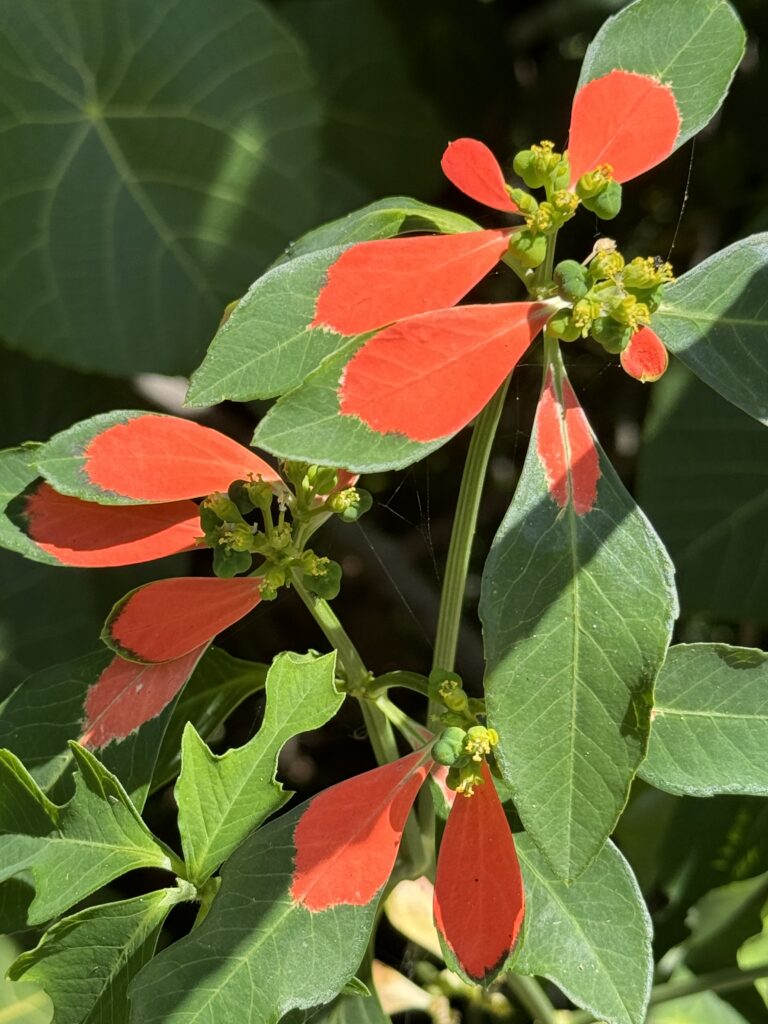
<box><xmin>513</xmin><ymin>149</ymin><xmax>545</xmax><ymax>189</ymax></box>
<box><xmin>554</xmin><ymin>259</ymin><xmax>589</xmax><ymax>302</ymax></box>
<box><xmin>508</xmin><ymin>229</ymin><xmax>547</xmax><ymax>269</ymax></box>
<box><xmin>622</xmin><ymin>256</ymin><xmax>674</xmax><ymax>290</ymax></box>
<box><xmin>582</xmin><ymin>180</ymin><xmax>622</xmax><ymax>220</ymax></box>
<box><xmin>589</xmin><ymin>248</ymin><xmax>624</xmax><ymax>281</ymax></box>
<box><xmin>306</xmin><ymin>465</ymin><xmax>338</xmax><ymax>496</ymax></box>
<box><xmin>465</xmin><ymin>725</ymin><xmax>499</xmax><ymax>762</ymax></box>
<box><xmin>302</xmin><ymin>559</ymin><xmax>342</xmax><ymax>600</ymax></box>
<box><xmin>591</xmin><ymin>316</ymin><xmax>633</xmax><ymax>353</ymax></box>
<box><xmin>551</xmin><ymin>157</ymin><xmax>571</xmax><ymax>191</ymax></box>
<box><xmin>432</xmin><ymin>727</ymin><xmax>468</xmax><ymax>767</ymax></box>
<box><xmin>263</xmin><ymin>566</ymin><xmax>286</xmax><ymax>591</ymax></box>
<box><xmin>572</xmin><ymin>297</ymin><xmax>602</xmax><ymax>332</ymax></box>
<box><xmin>507</xmin><ymin>188</ymin><xmax>539</xmax><ymax>216</ymax></box>
<box><xmin>551</xmin><ymin>190</ymin><xmax>579</xmax><ymax>219</ymax></box>
<box><xmin>575</xmin><ymin>164</ymin><xmax>614</xmax><ymax>200</ymax></box>
<box><xmin>327</xmin><ymin>487</ymin><xmax>373</xmax><ymax>522</ymax></box>
<box><xmin>203</xmin><ymin>492</ymin><xmax>243</xmax><ymax>523</ymax></box>
<box><xmin>212</xmin><ymin>546</ymin><xmax>252</xmax><ymax>579</ymax></box>
<box><xmin>228</xmin><ymin>479</ymin><xmax>255</xmax><ymax>515</ymax></box>
<box><xmin>545</xmin><ymin>308</ymin><xmax>582</xmax><ymax>343</ymax></box>
<box><xmin>245</xmin><ymin>478</ymin><xmax>275</xmax><ymax>510</ymax></box>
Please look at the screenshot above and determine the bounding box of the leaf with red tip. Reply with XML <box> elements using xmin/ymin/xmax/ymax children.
<box><xmin>103</xmin><ymin>577</ymin><xmax>262</xmax><ymax>663</ymax></box>
<box><xmin>11</xmin><ymin>481</ymin><xmax>200</xmax><ymax>567</ymax></box>
<box><xmin>36</xmin><ymin>411</ymin><xmax>280</xmax><ymax>505</ymax></box>
<box><xmin>80</xmin><ymin>647</ymin><xmax>207</xmax><ymax>748</ymax></box>
<box><xmin>568</xmin><ymin>70</ymin><xmax>680</xmax><ymax>184</ymax></box>
<box><xmin>339</xmin><ymin>302</ymin><xmax>551</xmax><ymax>442</ymax></box>
<box><xmin>537</xmin><ymin>369</ymin><xmax>600</xmax><ymax>515</ymax></box>
<box><xmin>433</xmin><ymin>763</ymin><xmax>524</xmax><ymax>984</ymax></box>
<box><xmin>311</xmin><ymin>230</ymin><xmax>512</xmax><ymax>336</ymax></box>
<box><xmin>621</xmin><ymin>326</ymin><xmax>669</xmax><ymax>382</ymax></box>
<box><xmin>441</xmin><ymin>139</ymin><xmax>518</xmax><ymax>213</ymax></box>
<box><xmin>291</xmin><ymin>750</ymin><xmax>431</xmax><ymax>911</ymax></box>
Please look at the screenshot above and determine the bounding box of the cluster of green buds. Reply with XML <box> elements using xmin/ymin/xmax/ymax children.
<box><xmin>428</xmin><ymin>671</ymin><xmax>499</xmax><ymax>796</ymax></box>
<box><xmin>545</xmin><ymin>243</ymin><xmax>674</xmax><ymax>354</ymax></box>
<box><xmin>281</xmin><ymin>461</ymin><xmax>373</xmax><ymax>524</ymax></box>
<box><xmin>574</xmin><ymin>163</ymin><xmax>622</xmax><ymax>220</ymax></box>
<box><xmin>506</xmin><ymin>141</ymin><xmax>579</xmax><ymax>270</ymax></box>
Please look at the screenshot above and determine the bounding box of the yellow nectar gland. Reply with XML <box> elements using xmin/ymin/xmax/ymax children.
<box><xmin>464</xmin><ymin>726</ymin><xmax>500</xmax><ymax>763</ymax></box>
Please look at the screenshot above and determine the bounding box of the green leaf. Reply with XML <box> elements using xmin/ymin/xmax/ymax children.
<box><xmin>653</xmin><ymin>234</ymin><xmax>768</xmax><ymax>425</ymax></box>
<box><xmin>186</xmin><ymin>200</ymin><xmax>478</xmax><ymax>408</ymax></box>
<box><xmin>0</xmin><ymin>744</ymin><xmax>170</xmax><ymax>925</ymax></box>
<box><xmin>481</xmin><ymin>354</ymin><xmax>677</xmax><ymax>880</ymax></box>
<box><xmin>738</xmin><ymin>913</ymin><xmax>768</xmax><ymax>1010</ymax></box>
<box><xmin>129</xmin><ymin>803</ymin><xmax>380</xmax><ymax>1024</ymax></box>
<box><xmin>648</xmin><ymin>969</ymin><xmax>751</xmax><ymax>1024</ymax></box>
<box><xmin>578</xmin><ymin>0</ymin><xmax>745</xmax><ymax>147</ymax></box>
<box><xmin>151</xmin><ymin>650</ymin><xmax>268</xmax><ymax>792</ymax></box>
<box><xmin>515</xmin><ymin>836</ymin><xmax>652</xmax><ymax>1024</ymax></box>
<box><xmin>640</xmin><ymin>644</ymin><xmax>768</xmax><ymax>797</ymax></box>
<box><xmin>0</xmin><ymin>0</ymin><xmax>321</xmax><ymax>376</ymax></box>
<box><xmin>8</xmin><ymin>888</ymin><xmax>187</xmax><ymax>1024</ymax></box>
<box><xmin>684</xmin><ymin>873</ymin><xmax>768</xmax><ymax>975</ymax></box>
<box><xmin>176</xmin><ymin>651</ymin><xmax>342</xmax><ymax>884</ymax></box>
<box><xmin>0</xmin><ymin>935</ymin><xmax>52</xmax><ymax>1024</ymax></box>
<box><xmin>0</xmin><ymin>446</ymin><xmax>55</xmax><ymax>564</ymax></box>
<box><xmin>637</xmin><ymin>363</ymin><xmax>768</xmax><ymax>623</ymax></box>
<box><xmin>252</xmin><ymin>339</ymin><xmax>443</xmax><ymax>472</ymax></box>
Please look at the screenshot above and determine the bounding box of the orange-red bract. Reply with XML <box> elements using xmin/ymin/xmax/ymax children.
<box><xmin>441</xmin><ymin>139</ymin><xmax>519</xmax><ymax>213</ymax></box>
<box><xmin>291</xmin><ymin>750</ymin><xmax>431</xmax><ymax>911</ymax></box>
<box><xmin>339</xmin><ymin>303</ymin><xmax>552</xmax><ymax>442</ymax></box>
<box><xmin>311</xmin><ymin>230</ymin><xmax>512</xmax><ymax>336</ymax></box>
<box><xmin>568</xmin><ymin>70</ymin><xmax>680</xmax><ymax>185</ymax></box>
<box><xmin>433</xmin><ymin>762</ymin><xmax>524</xmax><ymax>983</ymax></box>
<box><xmin>536</xmin><ymin>370</ymin><xmax>600</xmax><ymax>515</ymax></box>
<box><xmin>21</xmin><ymin>483</ymin><xmax>200</xmax><ymax>567</ymax></box>
<box><xmin>84</xmin><ymin>414</ymin><xmax>279</xmax><ymax>502</ymax></box>
<box><xmin>80</xmin><ymin>646</ymin><xmax>207</xmax><ymax>748</ymax></box>
<box><xmin>620</xmin><ymin>326</ymin><xmax>669</xmax><ymax>382</ymax></box>
<box><xmin>106</xmin><ymin>577</ymin><xmax>262</xmax><ymax>663</ymax></box>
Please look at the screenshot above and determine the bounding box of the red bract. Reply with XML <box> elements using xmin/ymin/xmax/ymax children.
<box><xmin>312</xmin><ymin>70</ymin><xmax>681</xmax><ymax>443</ymax></box>
<box><xmin>289</xmin><ymin>750</ymin><xmax>524</xmax><ymax>985</ymax></box>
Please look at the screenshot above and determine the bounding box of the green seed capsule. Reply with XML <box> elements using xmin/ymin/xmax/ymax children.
<box><xmin>582</xmin><ymin>180</ymin><xmax>622</xmax><ymax>221</ymax></box>
<box><xmin>508</xmin><ymin>230</ymin><xmax>547</xmax><ymax>269</ymax></box>
<box><xmin>591</xmin><ymin>316</ymin><xmax>633</xmax><ymax>353</ymax></box>
<box><xmin>554</xmin><ymin>259</ymin><xmax>589</xmax><ymax>302</ymax></box>
<box><xmin>545</xmin><ymin>308</ymin><xmax>582</xmax><ymax>343</ymax></box>
<box><xmin>432</xmin><ymin>727</ymin><xmax>468</xmax><ymax>766</ymax></box>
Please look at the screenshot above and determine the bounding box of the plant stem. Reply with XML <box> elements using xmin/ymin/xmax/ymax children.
<box><xmin>507</xmin><ymin>974</ymin><xmax>560</xmax><ymax>1024</ymax></box>
<box><xmin>432</xmin><ymin>380</ymin><xmax>509</xmax><ymax>675</ymax></box>
<box><xmin>291</xmin><ymin>573</ymin><xmax>369</xmax><ymax>688</ymax></box>
<box><xmin>567</xmin><ymin>961</ymin><xmax>768</xmax><ymax>1023</ymax></box>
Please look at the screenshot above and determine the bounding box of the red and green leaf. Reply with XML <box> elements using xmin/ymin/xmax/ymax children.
<box><xmin>10</xmin><ymin>481</ymin><xmax>201</xmax><ymax>567</ymax></box>
<box><xmin>567</xmin><ymin>70</ymin><xmax>680</xmax><ymax>185</ymax></box>
<box><xmin>441</xmin><ymin>139</ymin><xmax>518</xmax><ymax>213</ymax></box>
<box><xmin>102</xmin><ymin>577</ymin><xmax>262</xmax><ymax>664</ymax></box>
<box><xmin>311</xmin><ymin>230</ymin><xmax>512</xmax><ymax>336</ymax></box>
<box><xmin>34</xmin><ymin>412</ymin><xmax>279</xmax><ymax>505</ymax></box>
<box><xmin>620</xmin><ymin>326</ymin><xmax>668</xmax><ymax>382</ymax></box>
<box><xmin>536</xmin><ymin>370</ymin><xmax>600</xmax><ymax>514</ymax></box>
<box><xmin>433</xmin><ymin>763</ymin><xmax>524</xmax><ymax>985</ymax></box>
<box><xmin>339</xmin><ymin>302</ymin><xmax>552</xmax><ymax>442</ymax></box>
<box><xmin>291</xmin><ymin>750</ymin><xmax>431</xmax><ymax>910</ymax></box>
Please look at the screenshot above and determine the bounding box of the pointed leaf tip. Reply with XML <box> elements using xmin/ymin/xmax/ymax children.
<box><xmin>568</xmin><ymin>70</ymin><xmax>680</xmax><ymax>185</ymax></box>
<box><xmin>104</xmin><ymin>577</ymin><xmax>261</xmax><ymax>663</ymax></box>
<box><xmin>291</xmin><ymin>750</ymin><xmax>431</xmax><ymax>911</ymax></box>
<box><xmin>339</xmin><ymin>302</ymin><xmax>551</xmax><ymax>442</ymax></box>
<box><xmin>434</xmin><ymin>763</ymin><xmax>524</xmax><ymax>984</ymax></box>
<box><xmin>80</xmin><ymin>647</ymin><xmax>207</xmax><ymax>748</ymax></box>
<box><xmin>83</xmin><ymin>414</ymin><xmax>279</xmax><ymax>502</ymax></box>
<box><xmin>17</xmin><ymin>482</ymin><xmax>200</xmax><ymax>566</ymax></box>
<box><xmin>441</xmin><ymin>139</ymin><xmax>519</xmax><ymax>213</ymax></box>
<box><xmin>537</xmin><ymin>370</ymin><xmax>600</xmax><ymax>515</ymax></box>
<box><xmin>311</xmin><ymin>229</ymin><xmax>512</xmax><ymax>336</ymax></box>
<box><xmin>621</xmin><ymin>326</ymin><xmax>668</xmax><ymax>382</ymax></box>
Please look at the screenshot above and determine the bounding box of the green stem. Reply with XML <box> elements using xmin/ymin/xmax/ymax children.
<box><xmin>568</xmin><ymin>962</ymin><xmax>768</xmax><ymax>1023</ymax></box>
<box><xmin>291</xmin><ymin>573</ymin><xmax>369</xmax><ymax>689</ymax></box>
<box><xmin>506</xmin><ymin>974</ymin><xmax>560</xmax><ymax>1024</ymax></box>
<box><xmin>432</xmin><ymin>380</ymin><xmax>510</xmax><ymax>675</ymax></box>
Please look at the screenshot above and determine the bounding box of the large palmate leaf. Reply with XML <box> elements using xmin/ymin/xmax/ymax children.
<box><xmin>515</xmin><ymin>837</ymin><xmax>653</xmax><ymax>1024</ymax></box>
<box><xmin>0</xmin><ymin>744</ymin><xmax>170</xmax><ymax>925</ymax></box>
<box><xmin>481</xmin><ymin>354</ymin><xmax>677</xmax><ymax>880</ymax></box>
<box><xmin>0</xmin><ymin>0</ymin><xmax>320</xmax><ymax>376</ymax></box>
<box><xmin>186</xmin><ymin>199</ymin><xmax>478</xmax><ymax>408</ymax></box>
<box><xmin>176</xmin><ymin>651</ymin><xmax>342</xmax><ymax>885</ymax></box>
<box><xmin>653</xmin><ymin>235</ymin><xmax>768</xmax><ymax>425</ymax></box>
<box><xmin>640</xmin><ymin>644</ymin><xmax>768</xmax><ymax>797</ymax></box>
<box><xmin>578</xmin><ymin>0</ymin><xmax>745</xmax><ymax>147</ymax></box>
<box><xmin>129</xmin><ymin>802</ymin><xmax>381</xmax><ymax>1024</ymax></box>
<box><xmin>8</xmin><ymin>888</ymin><xmax>187</xmax><ymax>1024</ymax></box>
<box><xmin>637</xmin><ymin>364</ymin><xmax>768</xmax><ymax>622</ymax></box>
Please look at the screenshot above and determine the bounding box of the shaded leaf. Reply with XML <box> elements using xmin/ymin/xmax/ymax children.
<box><xmin>0</xmin><ymin>935</ymin><xmax>52</xmax><ymax>1024</ymax></box>
<box><xmin>176</xmin><ymin>651</ymin><xmax>342</xmax><ymax>884</ymax></box>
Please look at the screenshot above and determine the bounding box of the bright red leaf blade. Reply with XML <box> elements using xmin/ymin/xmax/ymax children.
<box><xmin>103</xmin><ymin>577</ymin><xmax>262</xmax><ymax>663</ymax></box>
<box><xmin>537</xmin><ymin>369</ymin><xmax>600</xmax><ymax>515</ymax></box>
<box><xmin>433</xmin><ymin>763</ymin><xmax>524</xmax><ymax>984</ymax></box>
<box><xmin>80</xmin><ymin>646</ymin><xmax>207</xmax><ymax>748</ymax></box>
<box><xmin>291</xmin><ymin>750</ymin><xmax>431</xmax><ymax>911</ymax></box>
<box><xmin>339</xmin><ymin>302</ymin><xmax>551</xmax><ymax>442</ymax></box>
<box><xmin>14</xmin><ymin>482</ymin><xmax>200</xmax><ymax>566</ymax></box>
<box><xmin>568</xmin><ymin>70</ymin><xmax>680</xmax><ymax>184</ymax></box>
<box><xmin>620</xmin><ymin>326</ymin><xmax>669</xmax><ymax>382</ymax></box>
<box><xmin>84</xmin><ymin>414</ymin><xmax>280</xmax><ymax>502</ymax></box>
<box><xmin>441</xmin><ymin>139</ymin><xmax>519</xmax><ymax>213</ymax></box>
<box><xmin>311</xmin><ymin>230</ymin><xmax>512</xmax><ymax>336</ymax></box>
